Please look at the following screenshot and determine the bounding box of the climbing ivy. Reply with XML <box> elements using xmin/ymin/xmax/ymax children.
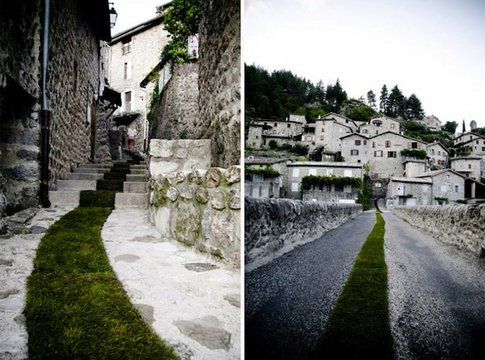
<box><xmin>161</xmin><ymin>0</ymin><xmax>201</xmax><ymax>64</ymax></box>
<box><xmin>301</xmin><ymin>175</ymin><xmax>363</xmax><ymax>191</ymax></box>
<box><xmin>245</xmin><ymin>166</ymin><xmax>280</xmax><ymax>177</ymax></box>
<box><xmin>400</xmin><ymin>149</ymin><xmax>427</xmax><ymax>159</ymax></box>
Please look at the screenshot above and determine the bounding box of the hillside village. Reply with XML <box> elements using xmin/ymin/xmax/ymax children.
<box><xmin>246</xmin><ymin>112</ymin><xmax>485</xmax><ymax>207</ymax></box>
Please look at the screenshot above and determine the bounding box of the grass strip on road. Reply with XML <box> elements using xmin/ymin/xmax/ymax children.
<box><xmin>25</xmin><ymin>163</ymin><xmax>177</xmax><ymax>359</ymax></box>
<box><xmin>313</xmin><ymin>212</ymin><xmax>394</xmax><ymax>359</ymax></box>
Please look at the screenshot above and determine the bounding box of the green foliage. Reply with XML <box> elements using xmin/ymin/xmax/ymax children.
<box><xmin>400</xmin><ymin>149</ymin><xmax>427</xmax><ymax>159</ymax></box>
<box><xmin>434</xmin><ymin>196</ymin><xmax>448</xmax><ymax>203</ymax></box>
<box><xmin>268</xmin><ymin>139</ymin><xmax>279</xmax><ymax>149</ymax></box>
<box><xmin>291</xmin><ymin>143</ymin><xmax>309</xmax><ymax>156</ymax></box>
<box><xmin>472</xmin><ymin>127</ymin><xmax>485</xmax><ymax>136</ymax></box>
<box><xmin>405</xmin><ymin>94</ymin><xmax>425</xmax><ymax>119</ymax></box>
<box><xmin>456</xmin><ymin>199</ymin><xmax>467</xmax><ymax>204</ymax></box>
<box><xmin>342</xmin><ymin>99</ymin><xmax>377</xmax><ymax>123</ymax></box>
<box><xmin>147</xmin><ymin>80</ymin><xmax>161</xmax><ymax>123</ymax></box>
<box><xmin>357</xmin><ymin>182</ymin><xmax>373</xmax><ymax>210</ymax></box>
<box><xmin>456</xmin><ymin>147</ymin><xmax>472</xmax><ymax>156</ymax></box>
<box><xmin>335</xmin><ymin>152</ymin><xmax>344</xmax><ymax>162</ymax></box>
<box><xmin>161</xmin><ymin>0</ymin><xmax>201</xmax><ymax>64</ymax></box>
<box><xmin>301</xmin><ymin>175</ymin><xmax>363</xmax><ymax>191</ymax></box>
<box><xmin>442</xmin><ymin>121</ymin><xmax>458</xmax><ymax>134</ymax></box>
<box><xmin>314</xmin><ymin>213</ymin><xmax>394</xmax><ymax>359</ymax></box>
<box><xmin>245</xmin><ymin>166</ymin><xmax>280</xmax><ymax>177</ymax></box>
<box><xmin>179</xmin><ymin>128</ymin><xmax>189</xmax><ymax>139</ymax></box>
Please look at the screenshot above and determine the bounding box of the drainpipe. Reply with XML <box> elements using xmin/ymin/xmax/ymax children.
<box><xmin>39</xmin><ymin>0</ymin><xmax>51</xmax><ymax>208</ymax></box>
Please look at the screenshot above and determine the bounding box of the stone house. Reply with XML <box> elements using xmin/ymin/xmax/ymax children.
<box><xmin>106</xmin><ymin>11</ymin><xmax>170</xmax><ymax>152</ymax></box>
<box><xmin>245</xmin><ymin>157</ymin><xmax>288</xmax><ymax>191</ymax></box>
<box><xmin>453</xmin><ymin>132</ymin><xmax>482</xmax><ymax>147</ymax></box>
<box><xmin>247</xmin><ymin>116</ymin><xmax>305</xmax><ymax>149</ymax></box>
<box><xmin>387</xmin><ymin>177</ymin><xmax>432</xmax><ymax>207</ymax></box>
<box><xmin>453</xmin><ymin>135</ymin><xmax>485</xmax><ymax>157</ymax></box>
<box><xmin>285</xmin><ymin>161</ymin><xmax>363</xmax><ymax>199</ymax></box>
<box><xmin>359</xmin><ymin>115</ymin><xmax>400</xmax><ymax>136</ymax></box>
<box><xmin>245</xmin><ymin>170</ymin><xmax>281</xmax><ymax>199</ymax></box>
<box><xmin>417</xmin><ymin>115</ymin><xmax>441</xmax><ymax>131</ymax></box>
<box><xmin>426</xmin><ymin>142</ymin><xmax>449</xmax><ymax>168</ymax></box>
<box><xmin>0</xmin><ymin>0</ymin><xmax>116</xmax><ymax>213</ymax></box>
<box><xmin>340</xmin><ymin>133</ymin><xmax>369</xmax><ymax>164</ymax></box>
<box><xmin>367</xmin><ymin>132</ymin><xmax>427</xmax><ymax>178</ymax></box>
<box><xmin>404</xmin><ymin>159</ymin><xmax>428</xmax><ymax>177</ymax></box>
<box><xmin>416</xmin><ymin>169</ymin><xmax>466</xmax><ymax>204</ymax></box>
<box><xmin>314</xmin><ymin>117</ymin><xmax>353</xmax><ymax>153</ymax></box>
<box><xmin>319</xmin><ymin>112</ymin><xmax>359</xmax><ymax>131</ymax></box>
<box><xmin>450</xmin><ymin>156</ymin><xmax>482</xmax><ymax>180</ymax></box>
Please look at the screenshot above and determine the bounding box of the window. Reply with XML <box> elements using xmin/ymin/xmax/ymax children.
<box><xmin>320</xmin><ymin>136</ymin><xmax>324</xmax><ymax>140</ymax></box>
<box><xmin>355</xmin><ymin>140</ymin><xmax>361</xmax><ymax>146</ymax></box>
<box><xmin>344</xmin><ymin>185</ymin><xmax>352</xmax><ymax>193</ymax></box>
<box><xmin>253</xmin><ymin>174</ymin><xmax>263</xmax><ymax>182</ymax></box>
<box><xmin>372</xmin><ymin>142</ymin><xmax>376</xmax><ymax>148</ymax></box>
<box><xmin>291</xmin><ymin>182</ymin><xmax>299</xmax><ymax>192</ymax></box>
<box><xmin>385</xmin><ymin>140</ymin><xmax>391</xmax><ymax>148</ymax></box>
<box><xmin>411</xmin><ymin>142</ymin><xmax>418</xmax><ymax>149</ymax></box>
<box><xmin>292</xmin><ymin>168</ymin><xmax>299</xmax><ymax>177</ymax></box>
<box><xmin>468</xmin><ymin>164</ymin><xmax>472</xmax><ymax>169</ymax></box>
<box><xmin>121</xmin><ymin>39</ymin><xmax>132</xmax><ymax>55</ymax></box>
<box><xmin>387</xmin><ymin>151</ymin><xmax>397</xmax><ymax>158</ymax></box>
<box><xmin>454</xmin><ymin>184</ymin><xmax>459</xmax><ymax>193</ymax></box>
<box><xmin>362</xmin><ymin>129</ymin><xmax>368</xmax><ymax>134</ymax></box>
<box><xmin>335</xmin><ymin>184</ymin><xmax>343</xmax><ymax>192</ymax></box>
<box><xmin>123</xmin><ymin>62</ymin><xmax>131</xmax><ymax>79</ymax></box>
<box><xmin>374</xmin><ymin>150</ymin><xmax>383</xmax><ymax>157</ymax></box>
<box><xmin>344</xmin><ymin>169</ymin><xmax>352</xmax><ymax>177</ymax></box>
<box><xmin>321</xmin><ymin>128</ymin><xmax>325</xmax><ymax>133</ymax></box>
<box><xmin>287</xmin><ymin>124</ymin><xmax>291</xmax><ymax>128</ymax></box>
<box><xmin>274</xmin><ymin>123</ymin><xmax>277</xmax><ymax>127</ymax></box>
<box><xmin>350</xmin><ymin>149</ymin><xmax>359</xmax><ymax>156</ymax></box>
<box><xmin>482</xmin><ymin>147</ymin><xmax>485</xmax><ymax>151</ymax></box>
<box><xmin>374</xmin><ymin>182</ymin><xmax>382</xmax><ymax>188</ymax></box>
<box><xmin>124</xmin><ymin>91</ymin><xmax>132</xmax><ymax>112</ymax></box>
<box><xmin>363</xmin><ymin>140</ymin><xmax>367</xmax><ymax>145</ymax></box>
<box><xmin>390</xmin><ymin>123</ymin><xmax>395</xmax><ymax>129</ymax></box>
<box><xmin>431</xmin><ymin>149</ymin><xmax>435</xmax><ymax>155</ymax></box>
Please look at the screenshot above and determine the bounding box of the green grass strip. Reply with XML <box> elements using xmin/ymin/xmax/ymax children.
<box><xmin>96</xmin><ymin>179</ymin><xmax>125</xmax><ymax>191</ymax></box>
<box><xmin>313</xmin><ymin>212</ymin><xmax>394</xmax><ymax>359</ymax></box>
<box><xmin>25</xmin><ymin>208</ymin><xmax>177</xmax><ymax>359</ymax></box>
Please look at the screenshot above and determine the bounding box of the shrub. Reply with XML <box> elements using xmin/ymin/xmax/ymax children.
<box><xmin>301</xmin><ymin>175</ymin><xmax>363</xmax><ymax>191</ymax></box>
<box><xmin>400</xmin><ymin>149</ymin><xmax>427</xmax><ymax>159</ymax></box>
<box><xmin>245</xmin><ymin>166</ymin><xmax>280</xmax><ymax>177</ymax></box>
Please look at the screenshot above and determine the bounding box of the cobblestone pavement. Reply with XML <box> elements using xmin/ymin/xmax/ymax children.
<box><xmin>384</xmin><ymin>212</ymin><xmax>485</xmax><ymax>360</ymax></box>
<box><xmin>102</xmin><ymin>209</ymin><xmax>241</xmax><ymax>360</ymax></box>
<box><xmin>0</xmin><ymin>207</ymin><xmax>74</xmax><ymax>360</ymax></box>
<box><xmin>245</xmin><ymin>211</ymin><xmax>376</xmax><ymax>360</ymax></box>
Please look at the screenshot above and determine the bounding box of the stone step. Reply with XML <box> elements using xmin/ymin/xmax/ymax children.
<box><xmin>57</xmin><ymin>180</ymin><xmax>97</xmax><ymax>191</ymax></box>
<box><xmin>128</xmin><ymin>169</ymin><xmax>148</xmax><ymax>175</ymax></box>
<box><xmin>49</xmin><ymin>190</ymin><xmax>80</xmax><ymax>206</ymax></box>
<box><xmin>129</xmin><ymin>165</ymin><xmax>148</xmax><ymax>170</ymax></box>
<box><xmin>126</xmin><ymin>174</ymin><xmax>147</xmax><ymax>182</ymax></box>
<box><xmin>66</xmin><ymin>173</ymin><xmax>104</xmax><ymax>181</ymax></box>
<box><xmin>78</xmin><ymin>163</ymin><xmax>113</xmax><ymax>169</ymax></box>
<box><xmin>73</xmin><ymin>168</ymin><xmax>110</xmax><ymax>174</ymax></box>
<box><xmin>115</xmin><ymin>193</ymin><xmax>149</xmax><ymax>209</ymax></box>
<box><xmin>123</xmin><ymin>182</ymin><xmax>148</xmax><ymax>193</ymax></box>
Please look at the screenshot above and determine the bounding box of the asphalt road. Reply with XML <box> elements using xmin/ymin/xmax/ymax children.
<box><xmin>383</xmin><ymin>212</ymin><xmax>485</xmax><ymax>360</ymax></box>
<box><xmin>245</xmin><ymin>211</ymin><xmax>376</xmax><ymax>360</ymax></box>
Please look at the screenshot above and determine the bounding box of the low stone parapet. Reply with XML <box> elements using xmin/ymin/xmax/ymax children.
<box><xmin>393</xmin><ymin>204</ymin><xmax>485</xmax><ymax>257</ymax></box>
<box><xmin>245</xmin><ymin>197</ymin><xmax>363</xmax><ymax>270</ymax></box>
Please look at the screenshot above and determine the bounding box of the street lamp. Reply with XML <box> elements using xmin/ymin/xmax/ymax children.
<box><xmin>109</xmin><ymin>3</ymin><xmax>118</xmax><ymax>28</ymax></box>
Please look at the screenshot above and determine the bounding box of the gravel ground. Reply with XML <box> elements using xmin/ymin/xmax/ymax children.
<box><xmin>245</xmin><ymin>211</ymin><xmax>376</xmax><ymax>360</ymax></box>
<box><xmin>383</xmin><ymin>212</ymin><xmax>485</xmax><ymax>360</ymax></box>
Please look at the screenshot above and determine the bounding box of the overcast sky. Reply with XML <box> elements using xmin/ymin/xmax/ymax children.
<box><xmin>244</xmin><ymin>0</ymin><xmax>485</xmax><ymax>129</ymax></box>
<box><xmin>111</xmin><ymin>0</ymin><xmax>170</xmax><ymax>35</ymax></box>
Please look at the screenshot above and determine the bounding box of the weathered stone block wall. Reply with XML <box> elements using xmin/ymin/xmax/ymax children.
<box><xmin>245</xmin><ymin>197</ymin><xmax>363</xmax><ymax>269</ymax></box>
<box><xmin>197</xmin><ymin>0</ymin><xmax>241</xmax><ymax>167</ymax></box>
<box><xmin>47</xmin><ymin>0</ymin><xmax>102</xmax><ymax>184</ymax></box>
<box><xmin>393</xmin><ymin>205</ymin><xmax>485</xmax><ymax>257</ymax></box>
<box><xmin>148</xmin><ymin>139</ymin><xmax>240</xmax><ymax>267</ymax></box>
<box><xmin>149</xmin><ymin>63</ymin><xmax>199</xmax><ymax>140</ymax></box>
<box><xmin>0</xmin><ymin>0</ymin><xmax>42</xmax><ymax>212</ymax></box>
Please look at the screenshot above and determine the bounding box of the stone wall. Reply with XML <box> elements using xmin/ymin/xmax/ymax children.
<box><xmin>245</xmin><ymin>197</ymin><xmax>363</xmax><ymax>269</ymax></box>
<box><xmin>148</xmin><ymin>139</ymin><xmax>241</xmax><ymax>267</ymax></box>
<box><xmin>197</xmin><ymin>0</ymin><xmax>241</xmax><ymax>167</ymax></box>
<box><xmin>393</xmin><ymin>205</ymin><xmax>485</xmax><ymax>257</ymax></box>
<box><xmin>149</xmin><ymin>63</ymin><xmax>199</xmax><ymax>140</ymax></box>
<box><xmin>47</xmin><ymin>0</ymin><xmax>103</xmax><ymax>184</ymax></box>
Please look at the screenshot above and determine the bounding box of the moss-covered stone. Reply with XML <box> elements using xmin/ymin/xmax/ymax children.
<box><xmin>79</xmin><ymin>190</ymin><xmax>117</xmax><ymax>208</ymax></box>
<box><xmin>97</xmin><ymin>179</ymin><xmax>124</xmax><ymax>191</ymax></box>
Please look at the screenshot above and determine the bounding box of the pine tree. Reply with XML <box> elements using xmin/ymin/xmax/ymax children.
<box><xmin>462</xmin><ymin>120</ymin><xmax>466</xmax><ymax>133</ymax></box>
<box><xmin>367</xmin><ymin>90</ymin><xmax>376</xmax><ymax>109</ymax></box>
<box><xmin>405</xmin><ymin>94</ymin><xmax>425</xmax><ymax>119</ymax></box>
<box><xmin>379</xmin><ymin>85</ymin><xmax>389</xmax><ymax>114</ymax></box>
<box><xmin>316</xmin><ymin>80</ymin><xmax>326</xmax><ymax>105</ymax></box>
<box><xmin>388</xmin><ymin>85</ymin><xmax>406</xmax><ymax>118</ymax></box>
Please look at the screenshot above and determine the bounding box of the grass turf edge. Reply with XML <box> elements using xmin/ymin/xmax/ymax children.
<box><xmin>25</xmin><ymin>207</ymin><xmax>177</xmax><ymax>358</ymax></box>
<box><xmin>312</xmin><ymin>212</ymin><xmax>394</xmax><ymax>360</ymax></box>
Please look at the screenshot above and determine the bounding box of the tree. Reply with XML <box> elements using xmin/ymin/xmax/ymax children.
<box><xmin>326</xmin><ymin>79</ymin><xmax>347</xmax><ymax>111</ymax></box>
<box><xmin>462</xmin><ymin>120</ymin><xmax>466</xmax><ymax>133</ymax></box>
<box><xmin>379</xmin><ymin>85</ymin><xmax>389</xmax><ymax>114</ymax></box>
<box><xmin>405</xmin><ymin>94</ymin><xmax>425</xmax><ymax>119</ymax></box>
<box><xmin>315</xmin><ymin>80</ymin><xmax>326</xmax><ymax>105</ymax></box>
<box><xmin>341</xmin><ymin>99</ymin><xmax>377</xmax><ymax>123</ymax></box>
<box><xmin>442</xmin><ymin>121</ymin><xmax>458</xmax><ymax>134</ymax></box>
<box><xmin>367</xmin><ymin>90</ymin><xmax>376</xmax><ymax>109</ymax></box>
<box><xmin>161</xmin><ymin>0</ymin><xmax>201</xmax><ymax>64</ymax></box>
<box><xmin>388</xmin><ymin>85</ymin><xmax>406</xmax><ymax>118</ymax></box>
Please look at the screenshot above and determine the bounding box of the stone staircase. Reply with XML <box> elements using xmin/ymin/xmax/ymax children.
<box><xmin>49</xmin><ymin>160</ymin><xmax>149</xmax><ymax>209</ymax></box>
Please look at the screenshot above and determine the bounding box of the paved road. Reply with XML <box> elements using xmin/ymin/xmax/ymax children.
<box><xmin>384</xmin><ymin>212</ymin><xmax>485</xmax><ymax>360</ymax></box>
<box><xmin>245</xmin><ymin>211</ymin><xmax>376</xmax><ymax>359</ymax></box>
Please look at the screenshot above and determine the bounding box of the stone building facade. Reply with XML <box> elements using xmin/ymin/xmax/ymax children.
<box><xmin>314</xmin><ymin>118</ymin><xmax>353</xmax><ymax>153</ymax></box>
<box><xmin>360</xmin><ymin>115</ymin><xmax>400</xmax><ymax>136</ymax></box>
<box><xmin>417</xmin><ymin>170</ymin><xmax>466</xmax><ymax>204</ymax></box>
<box><xmin>387</xmin><ymin>177</ymin><xmax>432</xmax><ymax>206</ymax></box>
<box><xmin>417</xmin><ymin>115</ymin><xmax>441</xmax><ymax>131</ymax></box>
<box><xmin>426</xmin><ymin>142</ymin><xmax>449</xmax><ymax>168</ymax></box>
<box><xmin>0</xmin><ymin>0</ymin><xmax>113</xmax><ymax>213</ymax></box>
<box><xmin>340</xmin><ymin>133</ymin><xmax>369</xmax><ymax>164</ymax></box>
<box><xmin>197</xmin><ymin>0</ymin><xmax>241</xmax><ymax>167</ymax></box>
<box><xmin>107</xmin><ymin>14</ymin><xmax>170</xmax><ymax>152</ymax></box>
<box><xmin>450</xmin><ymin>157</ymin><xmax>482</xmax><ymax>180</ymax></box>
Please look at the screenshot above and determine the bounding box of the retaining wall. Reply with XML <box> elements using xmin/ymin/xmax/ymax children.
<box><xmin>393</xmin><ymin>205</ymin><xmax>485</xmax><ymax>257</ymax></box>
<box><xmin>245</xmin><ymin>197</ymin><xmax>363</xmax><ymax>270</ymax></box>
